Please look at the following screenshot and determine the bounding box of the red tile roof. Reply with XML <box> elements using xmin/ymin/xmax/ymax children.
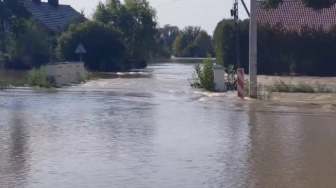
<box><xmin>256</xmin><ymin>0</ymin><xmax>336</xmax><ymax>31</ymax></box>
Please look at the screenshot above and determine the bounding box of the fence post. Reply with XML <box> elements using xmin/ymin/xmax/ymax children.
<box><xmin>237</xmin><ymin>68</ymin><xmax>244</xmax><ymax>98</ymax></box>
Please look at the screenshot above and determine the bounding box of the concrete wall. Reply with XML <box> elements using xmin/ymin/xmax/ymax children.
<box><xmin>46</xmin><ymin>62</ymin><xmax>84</xmax><ymax>86</ymax></box>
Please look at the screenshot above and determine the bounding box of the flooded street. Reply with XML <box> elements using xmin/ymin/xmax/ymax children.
<box><xmin>0</xmin><ymin>63</ymin><xmax>336</xmax><ymax>188</ymax></box>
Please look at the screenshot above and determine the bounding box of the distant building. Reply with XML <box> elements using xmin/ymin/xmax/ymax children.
<box><xmin>2</xmin><ymin>0</ymin><xmax>83</xmax><ymax>35</ymax></box>
<box><xmin>256</xmin><ymin>0</ymin><xmax>336</xmax><ymax>32</ymax></box>
<box><xmin>28</xmin><ymin>0</ymin><xmax>84</xmax><ymax>35</ymax></box>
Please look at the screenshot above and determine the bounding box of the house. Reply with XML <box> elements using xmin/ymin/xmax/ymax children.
<box><xmin>27</xmin><ymin>0</ymin><xmax>84</xmax><ymax>35</ymax></box>
<box><xmin>2</xmin><ymin>0</ymin><xmax>83</xmax><ymax>35</ymax></box>
<box><xmin>256</xmin><ymin>0</ymin><xmax>336</xmax><ymax>31</ymax></box>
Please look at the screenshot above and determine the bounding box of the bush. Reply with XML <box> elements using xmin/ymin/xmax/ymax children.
<box><xmin>225</xmin><ymin>64</ymin><xmax>237</xmax><ymax>90</ymax></box>
<box><xmin>4</xmin><ymin>19</ymin><xmax>50</xmax><ymax>70</ymax></box>
<box><xmin>191</xmin><ymin>54</ymin><xmax>215</xmax><ymax>91</ymax></box>
<box><xmin>27</xmin><ymin>66</ymin><xmax>53</xmax><ymax>88</ymax></box>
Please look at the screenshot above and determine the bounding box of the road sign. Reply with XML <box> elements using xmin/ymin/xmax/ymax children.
<box><xmin>75</xmin><ymin>43</ymin><xmax>86</xmax><ymax>62</ymax></box>
<box><xmin>75</xmin><ymin>43</ymin><xmax>86</xmax><ymax>54</ymax></box>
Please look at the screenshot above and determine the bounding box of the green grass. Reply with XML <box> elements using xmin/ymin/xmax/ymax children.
<box><xmin>267</xmin><ymin>79</ymin><xmax>335</xmax><ymax>93</ymax></box>
<box><xmin>27</xmin><ymin>66</ymin><xmax>53</xmax><ymax>88</ymax></box>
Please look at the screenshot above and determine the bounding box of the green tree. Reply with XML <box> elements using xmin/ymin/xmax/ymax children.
<box><xmin>93</xmin><ymin>0</ymin><xmax>158</xmax><ymax>60</ymax></box>
<box><xmin>4</xmin><ymin>20</ymin><xmax>50</xmax><ymax>69</ymax></box>
<box><xmin>213</xmin><ymin>19</ymin><xmax>236</xmax><ymax>66</ymax></box>
<box><xmin>194</xmin><ymin>30</ymin><xmax>214</xmax><ymax>57</ymax></box>
<box><xmin>0</xmin><ymin>0</ymin><xmax>31</xmax><ymax>51</ymax></box>
<box><xmin>159</xmin><ymin>24</ymin><xmax>180</xmax><ymax>52</ymax></box>
<box><xmin>0</xmin><ymin>0</ymin><xmax>31</xmax><ymax>20</ymax></box>
<box><xmin>172</xmin><ymin>26</ymin><xmax>205</xmax><ymax>57</ymax></box>
<box><xmin>56</xmin><ymin>21</ymin><xmax>128</xmax><ymax>72</ymax></box>
<box><xmin>172</xmin><ymin>34</ymin><xmax>188</xmax><ymax>56</ymax></box>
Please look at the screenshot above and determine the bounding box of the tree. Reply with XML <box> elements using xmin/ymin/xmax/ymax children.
<box><xmin>56</xmin><ymin>21</ymin><xmax>128</xmax><ymax>72</ymax></box>
<box><xmin>0</xmin><ymin>0</ymin><xmax>31</xmax><ymax>20</ymax></box>
<box><xmin>181</xmin><ymin>26</ymin><xmax>201</xmax><ymax>44</ymax></box>
<box><xmin>262</xmin><ymin>0</ymin><xmax>336</xmax><ymax>9</ymax></box>
<box><xmin>172</xmin><ymin>26</ymin><xmax>208</xmax><ymax>57</ymax></box>
<box><xmin>213</xmin><ymin>19</ymin><xmax>236</xmax><ymax>66</ymax></box>
<box><xmin>0</xmin><ymin>0</ymin><xmax>31</xmax><ymax>52</ymax></box>
<box><xmin>159</xmin><ymin>24</ymin><xmax>180</xmax><ymax>52</ymax></box>
<box><xmin>4</xmin><ymin>20</ymin><xmax>50</xmax><ymax>69</ymax></box>
<box><xmin>194</xmin><ymin>30</ymin><xmax>214</xmax><ymax>57</ymax></box>
<box><xmin>93</xmin><ymin>0</ymin><xmax>158</xmax><ymax>60</ymax></box>
<box><xmin>172</xmin><ymin>35</ymin><xmax>183</xmax><ymax>56</ymax></box>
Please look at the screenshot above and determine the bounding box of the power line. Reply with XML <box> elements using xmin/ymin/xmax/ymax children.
<box><xmin>156</xmin><ymin>0</ymin><xmax>181</xmax><ymax>7</ymax></box>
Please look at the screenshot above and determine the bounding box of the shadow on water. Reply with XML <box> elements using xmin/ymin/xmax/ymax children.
<box><xmin>245</xmin><ymin>103</ymin><xmax>336</xmax><ymax>188</ymax></box>
<box><xmin>0</xmin><ymin>101</ymin><xmax>28</xmax><ymax>187</ymax></box>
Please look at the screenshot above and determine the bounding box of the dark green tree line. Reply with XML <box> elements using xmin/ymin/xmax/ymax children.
<box><xmin>213</xmin><ymin>18</ymin><xmax>336</xmax><ymax>76</ymax></box>
<box><xmin>172</xmin><ymin>26</ymin><xmax>214</xmax><ymax>57</ymax></box>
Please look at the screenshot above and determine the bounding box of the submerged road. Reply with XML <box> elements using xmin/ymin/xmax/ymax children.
<box><xmin>0</xmin><ymin>62</ymin><xmax>336</xmax><ymax>188</ymax></box>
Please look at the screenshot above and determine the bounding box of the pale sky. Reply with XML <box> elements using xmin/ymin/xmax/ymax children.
<box><xmin>59</xmin><ymin>0</ymin><xmax>250</xmax><ymax>34</ymax></box>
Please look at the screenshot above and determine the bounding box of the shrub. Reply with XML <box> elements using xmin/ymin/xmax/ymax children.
<box><xmin>191</xmin><ymin>54</ymin><xmax>215</xmax><ymax>91</ymax></box>
<box><xmin>225</xmin><ymin>64</ymin><xmax>237</xmax><ymax>90</ymax></box>
<box><xmin>27</xmin><ymin>66</ymin><xmax>53</xmax><ymax>88</ymax></box>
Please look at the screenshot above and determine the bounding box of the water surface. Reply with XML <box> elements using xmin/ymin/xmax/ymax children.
<box><xmin>0</xmin><ymin>63</ymin><xmax>336</xmax><ymax>188</ymax></box>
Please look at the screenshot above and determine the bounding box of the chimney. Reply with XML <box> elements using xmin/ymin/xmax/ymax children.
<box><xmin>32</xmin><ymin>0</ymin><xmax>41</xmax><ymax>4</ymax></box>
<box><xmin>48</xmin><ymin>0</ymin><xmax>59</xmax><ymax>7</ymax></box>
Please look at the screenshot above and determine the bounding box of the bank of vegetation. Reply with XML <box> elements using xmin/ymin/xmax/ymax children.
<box><xmin>0</xmin><ymin>0</ymin><xmax>216</xmax><ymax>87</ymax></box>
<box><xmin>1</xmin><ymin>0</ymin><xmax>336</xmax><ymax>89</ymax></box>
<box><xmin>189</xmin><ymin>0</ymin><xmax>336</xmax><ymax>98</ymax></box>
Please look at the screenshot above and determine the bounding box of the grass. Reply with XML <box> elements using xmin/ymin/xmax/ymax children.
<box><xmin>244</xmin><ymin>79</ymin><xmax>273</xmax><ymax>100</ymax></box>
<box><xmin>82</xmin><ymin>70</ymin><xmax>99</xmax><ymax>83</ymax></box>
<box><xmin>267</xmin><ymin>79</ymin><xmax>335</xmax><ymax>93</ymax></box>
<box><xmin>243</xmin><ymin>79</ymin><xmax>336</xmax><ymax>101</ymax></box>
<box><xmin>27</xmin><ymin>66</ymin><xmax>53</xmax><ymax>88</ymax></box>
<box><xmin>0</xmin><ymin>68</ymin><xmax>98</xmax><ymax>90</ymax></box>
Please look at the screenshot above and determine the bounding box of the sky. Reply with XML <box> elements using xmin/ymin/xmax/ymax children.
<box><xmin>59</xmin><ymin>0</ymin><xmax>250</xmax><ymax>34</ymax></box>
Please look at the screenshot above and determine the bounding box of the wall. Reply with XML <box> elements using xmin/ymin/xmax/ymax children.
<box><xmin>46</xmin><ymin>62</ymin><xmax>84</xmax><ymax>86</ymax></box>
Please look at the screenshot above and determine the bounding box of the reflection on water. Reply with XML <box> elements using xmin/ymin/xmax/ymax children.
<box><xmin>0</xmin><ymin>101</ymin><xmax>28</xmax><ymax>187</ymax></box>
<box><xmin>0</xmin><ymin>63</ymin><xmax>336</xmax><ymax>188</ymax></box>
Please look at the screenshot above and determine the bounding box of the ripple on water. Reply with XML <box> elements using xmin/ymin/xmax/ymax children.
<box><xmin>1</xmin><ymin>63</ymin><xmax>336</xmax><ymax>188</ymax></box>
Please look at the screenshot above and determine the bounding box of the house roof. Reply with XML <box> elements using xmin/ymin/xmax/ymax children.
<box><xmin>256</xmin><ymin>0</ymin><xmax>336</xmax><ymax>31</ymax></box>
<box><xmin>26</xmin><ymin>1</ymin><xmax>82</xmax><ymax>34</ymax></box>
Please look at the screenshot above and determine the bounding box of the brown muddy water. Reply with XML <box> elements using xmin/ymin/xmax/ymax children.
<box><xmin>0</xmin><ymin>63</ymin><xmax>336</xmax><ymax>188</ymax></box>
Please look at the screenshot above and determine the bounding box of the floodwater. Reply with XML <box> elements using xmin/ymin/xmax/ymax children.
<box><xmin>0</xmin><ymin>63</ymin><xmax>336</xmax><ymax>188</ymax></box>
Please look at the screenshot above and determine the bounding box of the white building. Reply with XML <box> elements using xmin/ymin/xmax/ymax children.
<box><xmin>46</xmin><ymin>62</ymin><xmax>85</xmax><ymax>86</ymax></box>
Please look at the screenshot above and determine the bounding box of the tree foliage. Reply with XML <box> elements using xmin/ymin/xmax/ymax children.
<box><xmin>4</xmin><ymin>19</ymin><xmax>50</xmax><ymax>70</ymax></box>
<box><xmin>0</xmin><ymin>0</ymin><xmax>31</xmax><ymax>51</ymax></box>
<box><xmin>0</xmin><ymin>0</ymin><xmax>31</xmax><ymax>20</ymax></box>
<box><xmin>159</xmin><ymin>24</ymin><xmax>180</xmax><ymax>53</ymax></box>
<box><xmin>194</xmin><ymin>31</ymin><xmax>214</xmax><ymax>58</ymax></box>
<box><xmin>213</xmin><ymin>18</ymin><xmax>336</xmax><ymax>76</ymax></box>
<box><xmin>172</xmin><ymin>26</ymin><xmax>214</xmax><ymax>57</ymax></box>
<box><xmin>56</xmin><ymin>21</ymin><xmax>128</xmax><ymax>72</ymax></box>
<box><xmin>213</xmin><ymin>19</ymin><xmax>236</xmax><ymax>66</ymax></box>
<box><xmin>93</xmin><ymin>0</ymin><xmax>158</xmax><ymax>60</ymax></box>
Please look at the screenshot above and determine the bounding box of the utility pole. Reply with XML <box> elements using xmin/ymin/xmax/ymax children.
<box><xmin>249</xmin><ymin>0</ymin><xmax>257</xmax><ymax>98</ymax></box>
<box><xmin>231</xmin><ymin>0</ymin><xmax>241</xmax><ymax>68</ymax></box>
